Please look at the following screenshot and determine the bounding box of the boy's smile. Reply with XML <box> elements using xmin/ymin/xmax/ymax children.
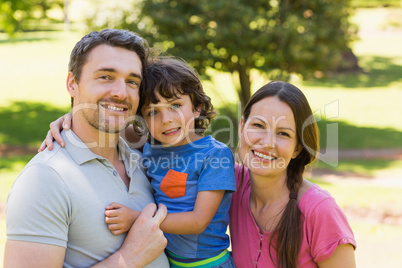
<box><xmin>142</xmin><ymin>92</ymin><xmax>201</xmax><ymax>147</ymax></box>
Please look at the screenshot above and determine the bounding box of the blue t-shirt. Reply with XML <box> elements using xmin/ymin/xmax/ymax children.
<box><xmin>142</xmin><ymin>135</ymin><xmax>236</xmax><ymax>258</ymax></box>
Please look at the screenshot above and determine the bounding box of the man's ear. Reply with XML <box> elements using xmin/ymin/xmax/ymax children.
<box><xmin>66</xmin><ymin>72</ymin><xmax>78</xmax><ymax>97</ymax></box>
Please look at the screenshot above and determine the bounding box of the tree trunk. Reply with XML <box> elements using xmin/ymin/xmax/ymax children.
<box><xmin>236</xmin><ymin>65</ymin><xmax>251</xmax><ymax>110</ymax></box>
<box><xmin>64</xmin><ymin>0</ymin><xmax>70</xmax><ymax>32</ymax></box>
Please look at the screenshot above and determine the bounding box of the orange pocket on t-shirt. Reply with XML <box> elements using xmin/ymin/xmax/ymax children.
<box><xmin>160</xmin><ymin>169</ymin><xmax>188</xmax><ymax>198</ymax></box>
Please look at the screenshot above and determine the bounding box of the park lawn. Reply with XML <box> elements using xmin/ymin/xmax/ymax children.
<box><xmin>0</xmin><ymin>218</ymin><xmax>5</xmax><ymax>268</ymax></box>
<box><xmin>351</xmin><ymin>221</ymin><xmax>402</xmax><ymax>268</ymax></box>
<box><xmin>0</xmin><ymin>30</ymin><xmax>82</xmax><ymax>107</ymax></box>
<box><xmin>1</xmin><ymin>154</ymin><xmax>402</xmax><ymax>267</ymax></box>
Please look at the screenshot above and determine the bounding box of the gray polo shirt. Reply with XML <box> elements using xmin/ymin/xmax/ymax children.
<box><xmin>6</xmin><ymin>130</ymin><xmax>168</xmax><ymax>268</ymax></box>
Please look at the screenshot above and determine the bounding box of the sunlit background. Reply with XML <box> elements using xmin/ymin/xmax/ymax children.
<box><xmin>1</xmin><ymin>0</ymin><xmax>402</xmax><ymax>267</ymax></box>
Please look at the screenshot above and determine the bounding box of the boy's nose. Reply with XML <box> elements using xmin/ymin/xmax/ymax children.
<box><xmin>161</xmin><ymin>111</ymin><xmax>173</xmax><ymax>125</ymax></box>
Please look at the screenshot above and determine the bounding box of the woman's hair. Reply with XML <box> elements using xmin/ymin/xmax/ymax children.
<box><xmin>138</xmin><ymin>56</ymin><xmax>217</xmax><ymax>135</ymax></box>
<box><xmin>241</xmin><ymin>81</ymin><xmax>319</xmax><ymax>268</ymax></box>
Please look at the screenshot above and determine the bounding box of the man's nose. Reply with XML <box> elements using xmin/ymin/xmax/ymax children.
<box><xmin>110</xmin><ymin>79</ymin><xmax>128</xmax><ymax>100</ymax></box>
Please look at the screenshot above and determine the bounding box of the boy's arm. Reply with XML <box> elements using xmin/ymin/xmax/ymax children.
<box><xmin>38</xmin><ymin>113</ymin><xmax>71</xmax><ymax>151</ymax></box>
<box><xmin>39</xmin><ymin>114</ymin><xmax>145</xmax><ymax>152</ymax></box>
<box><xmin>105</xmin><ymin>203</ymin><xmax>141</xmax><ymax>235</ymax></box>
<box><xmin>159</xmin><ymin>190</ymin><xmax>225</xmax><ymax>234</ymax></box>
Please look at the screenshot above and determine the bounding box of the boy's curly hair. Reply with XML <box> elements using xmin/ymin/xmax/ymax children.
<box><xmin>138</xmin><ymin>56</ymin><xmax>217</xmax><ymax>135</ymax></box>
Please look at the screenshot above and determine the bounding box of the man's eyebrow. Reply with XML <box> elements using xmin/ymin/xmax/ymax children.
<box><xmin>95</xmin><ymin>68</ymin><xmax>142</xmax><ymax>79</ymax></box>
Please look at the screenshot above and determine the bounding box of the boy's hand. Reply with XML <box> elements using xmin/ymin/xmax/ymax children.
<box><xmin>105</xmin><ymin>202</ymin><xmax>140</xmax><ymax>235</ymax></box>
<box><xmin>38</xmin><ymin>113</ymin><xmax>72</xmax><ymax>152</ymax></box>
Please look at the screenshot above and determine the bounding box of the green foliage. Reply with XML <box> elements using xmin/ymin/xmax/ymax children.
<box><xmin>86</xmin><ymin>0</ymin><xmax>357</xmax><ymax>107</ymax></box>
<box><xmin>0</xmin><ymin>0</ymin><xmax>63</xmax><ymax>36</ymax></box>
<box><xmin>351</xmin><ymin>0</ymin><xmax>401</xmax><ymax>8</ymax></box>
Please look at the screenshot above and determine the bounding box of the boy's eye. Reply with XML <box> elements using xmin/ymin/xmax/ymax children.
<box><xmin>99</xmin><ymin>75</ymin><xmax>110</xmax><ymax>80</ymax></box>
<box><xmin>171</xmin><ymin>103</ymin><xmax>181</xmax><ymax>110</ymax></box>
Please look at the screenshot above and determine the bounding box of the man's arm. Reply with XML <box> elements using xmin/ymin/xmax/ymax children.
<box><xmin>4</xmin><ymin>241</ymin><xmax>66</xmax><ymax>268</ymax></box>
<box><xmin>4</xmin><ymin>203</ymin><xmax>167</xmax><ymax>268</ymax></box>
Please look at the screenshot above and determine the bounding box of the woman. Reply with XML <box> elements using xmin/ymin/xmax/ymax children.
<box><xmin>229</xmin><ymin>81</ymin><xmax>356</xmax><ymax>267</ymax></box>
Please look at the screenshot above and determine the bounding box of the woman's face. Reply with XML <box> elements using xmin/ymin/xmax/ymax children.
<box><xmin>238</xmin><ymin>96</ymin><xmax>301</xmax><ymax>179</ymax></box>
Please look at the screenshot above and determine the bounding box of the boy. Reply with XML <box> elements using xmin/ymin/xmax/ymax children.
<box><xmin>41</xmin><ymin>57</ymin><xmax>236</xmax><ymax>267</ymax></box>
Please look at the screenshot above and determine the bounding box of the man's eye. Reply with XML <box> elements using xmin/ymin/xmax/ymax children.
<box><xmin>148</xmin><ymin>110</ymin><xmax>157</xmax><ymax>117</ymax></box>
<box><xmin>99</xmin><ymin>75</ymin><xmax>110</xmax><ymax>80</ymax></box>
<box><xmin>128</xmin><ymin>80</ymin><xmax>139</xmax><ymax>86</ymax></box>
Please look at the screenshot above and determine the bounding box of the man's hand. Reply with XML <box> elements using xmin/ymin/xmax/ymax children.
<box><xmin>113</xmin><ymin>203</ymin><xmax>168</xmax><ymax>267</ymax></box>
<box><xmin>105</xmin><ymin>202</ymin><xmax>140</xmax><ymax>235</ymax></box>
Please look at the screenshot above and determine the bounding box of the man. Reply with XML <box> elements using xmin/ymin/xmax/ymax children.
<box><xmin>4</xmin><ymin>29</ymin><xmax>169</xmax><ymax>267</ymax></box>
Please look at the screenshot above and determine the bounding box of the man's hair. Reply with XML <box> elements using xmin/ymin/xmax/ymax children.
<box><xmin>69</xmin><ymin>29</ymin><xmax>148</xmax><ymax>82</ymax></box>
<box><xmin>68</xmin><ymin>29</ymin><xmax>149</xmax><ymax>106</ymax></box>
<box><xmin>139</xmin><ymin>56</ymin><xmax>216</xmax><ymax>135</ymax></box>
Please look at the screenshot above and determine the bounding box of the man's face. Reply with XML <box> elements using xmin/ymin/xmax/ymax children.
<box><xmin>68</xmin><ymin>44</ymin><xmax>142</xmax><ymax>133</ymax></box>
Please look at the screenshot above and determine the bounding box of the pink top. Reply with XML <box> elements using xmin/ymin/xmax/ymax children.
<box><xmin>229</xmin><ymin>164</ymin><xmax>356</xmax><ymax>268</ymax></box>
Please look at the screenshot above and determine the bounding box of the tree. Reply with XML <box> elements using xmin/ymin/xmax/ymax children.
<box><xmin>0</xmin><ymin>0</ymin><xmax>64</xmax><ymax>36</ymax></box>
<box><xmin>87</xmin><ymin>0</ymin><xmax>357</xmax><ymax>107</ymax></box>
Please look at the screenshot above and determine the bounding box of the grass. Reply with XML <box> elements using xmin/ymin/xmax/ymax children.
<box><xmin>350</xmin><ymin>222</ymin><xmax>402</xmax><ymax>268</ymax></box>
<box><xmin>0</xmin><ymin>155</ymin><xmax>35</xmax><ymax>203</ymax></box>
<box><xmin>0</xmin><ymin>155</ymin><xmax>32</xmax><ymax>267</ymax></box>
<box><xmin>315</xmin><ymin>158</ymin><xmax>402</xmax><ymax>177</ymax></box>
<box><xmin>1</xmin><ymin>9</ymin><xmax>402</xmax><ymax>149</ymax></box>
<box><xmin>0</xmin><ymin>30</ymin><xmax>82</xmax><ymax>107</ymax></box>
<box><xmin>0</xmin><ymin>102</ymin><xmax>68</xmax><ymax>147</ymax></box>
<box><xmin>351</xmin><ymin>0</ymin><xmax>401</xmax><ymax>8</ymax></box>
<box><xmin>310</xmin><ymin>176</ymin><xmax>402</xmax><ymax>210</ymax></box>
<box><xmin>1</xmin><ymin>8</ymin><xmax>402</xmax><ymax>267</ymax></box>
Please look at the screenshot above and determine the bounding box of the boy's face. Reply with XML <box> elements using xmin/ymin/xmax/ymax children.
<box><xmin>141</xmin><ymin>92</ymin><xmax>201</xmax><ymax>147</ymax></box>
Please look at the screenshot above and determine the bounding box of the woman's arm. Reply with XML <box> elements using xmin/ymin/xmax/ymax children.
<box><xmin>318</xmin><ymin>243</ymin><xmax>356</xmax><ymax>268</ymax></box>
<box><xmin>159</xmin><ymin>190</ymin><xmax>225</xmax><ymax>234</ymax></box>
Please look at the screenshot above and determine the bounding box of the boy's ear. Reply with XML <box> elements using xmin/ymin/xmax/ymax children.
<box><xmin>193</xmin><ymin>105</ymin><xmax>202</xmax><ymax>117</ymax></box>
<box><xmin>66</xmin><ymin>72</ymin><xmax>78</xmax><ymax>97</ymax></box>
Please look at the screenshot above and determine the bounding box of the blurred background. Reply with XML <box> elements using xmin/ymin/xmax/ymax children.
<box><xmin>1</xmin><ymin>0</ymin><xmax>401</xmax><ymax>267</ymax></box>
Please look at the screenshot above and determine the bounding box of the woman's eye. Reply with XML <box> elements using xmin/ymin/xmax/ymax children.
<box><xmin>252</xmin><ymin>123</ymin><xmax>264</xmax><ymax>129</ymax></box>
<box><xmin>278</xmin><ymin>132</ymin><xmax>290</xmax><ymax>137</ymax></box>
